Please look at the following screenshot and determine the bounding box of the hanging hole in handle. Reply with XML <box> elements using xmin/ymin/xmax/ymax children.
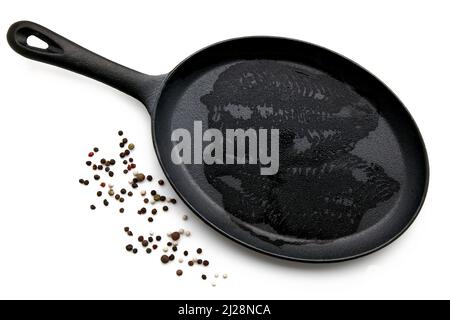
<box><xmin>26</xmin><ymin>35</ymin><xmax>49</xmax><ymax>50</ymax></box>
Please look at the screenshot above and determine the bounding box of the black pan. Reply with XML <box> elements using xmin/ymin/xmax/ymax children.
<box><xmin>7</xmin><ymin>21</ymin><xmax>429</xmax><ymax>262</ymax></box>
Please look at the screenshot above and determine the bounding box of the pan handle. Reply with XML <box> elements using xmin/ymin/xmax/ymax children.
<box><xmin>7</xmin><ymin>21</ymin><xmax>156</xmax><ymax>104</ymax></box>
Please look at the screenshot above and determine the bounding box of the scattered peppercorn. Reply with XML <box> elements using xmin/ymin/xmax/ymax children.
<box><xmin>203</xmin><ymin>260</ymin><xmax>209</xmax><ymax>266</ymax></box>
<box><xmin>119</xmin><ymin>208</ymin><xmax>124</xmax><ymax>213</ymax></box>
<box><xmin>151</xmin><ymin>208</ymin><xmax>157</xmax><ymax>215</ymax></box>
<box><xmin>103</xmin><ymin>199</ymin><xmax>109</xmax><ymax>206</ymax></box>
<box><xmin>84</xmin><ymin>180</ymin><xmax>89</xmax><ymax>185</ymax></box>
<box><xmin>156</xmin><ymin>236</ymin><xmax>161</xmax><ymax>241</ymax></box>
<box><xmin>124</xmin><ymin>227</ymin><xmax>130</xmax><ymax>232</ymax></box>
<box><xmin>171</xmin><ymin>232</ymin><xmax>180</xmax><ymax>241</ymax></box>
<box><xmin>176</xmin><ymin>269</ymin><xmax>183</xmax><ymax>276</ymax></box>
<box><xmin>138</xmin><ymin>236</ymin><xmax>144</xmax><ymax>242</ymax></box>
<box><xmin>109</xmin><ymin>171</ymin><xmax>114</xmax><ymax>177</ymax></box>
<box><xmin>160</xmin><ymin>196</ymin><xmax>166</xmax><ymax>202</ymax></box>
<box><xmin>161</xmin><ymin>255</ymin><xmax>170</xmax><ymax>264</ymax></box>
<box><xmin>115</xmin><ymin>194</ymin><xmax>120</xmax><ymax>200</ymax></box>
<box><xmin>146</xmin><ymin>175</ymin><xmax>153</xmax><ymax>181</ymax></box>
<box><xmin>202</xmin><ymin>274</ymin><xmax>207</xmax><ymax>280</ymax></box>
<box><xmin>105</xmin><ymin>167</ymin><xmax>110</xmax><ymax>172</ymax></box>
<box><xmin>86</xmin><ymin>161</ymin><xmax>92</xmax><ymax>166</ymax></box>
<box><xmin>90</xmin><ymin>205</ymin><xmax>96</xmax><ymax>210</ymax></box>
<box><xmin>148</xmin><ymin>237</ymin><xmax>153</xmax><ymax>242</ymax></box>
<box><xmin>170</xmin><ymin>199</ymin><xmax>177</xmax><ymax>204</ymax></box>
<box><xmin>97</xmin><ymin>165</ymin><xmax>103</xmax><ymax>170</ymax></box>
<box><xmin>118</xmin><ymin>130</ymin><xmax>123</xmax><ymax>136</ymax></box>
<box><xmin>162</xmin><ymin>206</ymin><xmax>168</xmax><ymax>211</ymax></box>
<box><xmin>126</xmin><ymin>244</ymin><xmax>133</xmax><ymax>252</ymax></box>
<box><xmin>148</xmin><ymin>217</ymin><xmax>153</xmax><ymax>223</ymax></box>
<box><xmin>197</xmin><ymin>248</ymin><xmax>202</xmax><ymax>254</ymax></box>
<box><xmin>173</xmin><ymin>246</ymin><xmax>178</xmax><ymax>252</ymax></box>
<box><xmin>150</xmin><ymin>190</ymin><xmax>156</xmax><ymax>196</ymax></box>
<box><xmin>128</xmin><ymin>143</ymin><xmax>135</xmax><ymax>150</ymax></box>
<box><xmin>142</xmin><ymin>240</ymin><xmax>149</xmax><ymax>247</ymax></box>
<box><xmin>184</xmin><ymin>251</ymin><xmax>188</xmax><ymax>256</ymax></box>
<box><xmin>146</xmin><ymin>248</ymin><xmax>152</xmax><ymax>254</ymax></box>
<box><xmin>128</xmin><ymin>191</ymin><xmax>133</xmax><ymax>197</ymax></box>
<box><xmin>197</xmin><ymin>259</ymin><xmax>203</xmax><ymax>265</ymax></box>
<box><xmin>94</xmin><ymin>175</ymin><xmax>100</xmax><ymax>180</ymax></box>
<box><xmin>135</xmin><ymin>173</ymin><xmax>145</xmax><ymax>182</ymax></box>
<box><xmin>88</xmin><ymin>152</ymin><xmax>94</xmax><ymax>157</ymax></box>
<box><xmin>129</xmin><ymin>158</ymin><xmax>134</xmax><ymax>163</ymax></box>
<box><xmin>127</xmin><ymin>231</ymin><xmax>133</xmax><ymax>236</ymax></box>
<box><xmin>152</xmin><ymin>244</ymin><xmax>158</xmax><ymax>249</ymax></box>
<box><xmin>169</xmin><ymin>254</ymin><xmax>175</xmax><ymax>261</ymax></box>
<box><xmin>97</xmin><ymin>191</ymin><xmax>102</xmax><ymax>197</ymax></box>
<box><xmin>132</xmin><ymin>248</ymin><xmax>138</xmax><ymax>254</ymax></box>
<box><xmin>93</xmin><ymin>147</ymin><xmax>99</xmax><ymax>152</ymax></box>
<box><xmin>188</xmin><ymin>261</ymin><xmax>194</xmax><ymax>266</ymax></box>
<box><xmin>100</xmin><ymin>182</ymin><xmax>106</xmax><ymax>188</ymax></box>
<box><xmin>108</xmin><ymin>189</ymin><xmax>114</xmax><ymax>196</ymax></box>
<box><xmin>144</xmin><ymin>198</ymin><xmax>149</xmax><ymax>204</ymax></box>
<box><xmin>158</xmin><ymin>180</ymin><xmax>164</xmax><ymax>185</ymax></box>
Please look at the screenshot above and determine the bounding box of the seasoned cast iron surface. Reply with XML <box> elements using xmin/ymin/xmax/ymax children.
<box><xmin>198</xmin><ymin>60</ymin><xmax>400</xmax><ymax>240</ymax></box>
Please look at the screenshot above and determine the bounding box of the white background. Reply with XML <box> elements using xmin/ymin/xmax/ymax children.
<box><xmin>0</xmin><ymin>0</ymin><xmax>449</xmax><ymax>300</ymax></box>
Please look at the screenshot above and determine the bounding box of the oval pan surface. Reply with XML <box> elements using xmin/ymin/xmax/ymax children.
<box><xmin>152</xmin><ymin>37</ymin><xmax>428</xmax><ymax>262</ymax></box>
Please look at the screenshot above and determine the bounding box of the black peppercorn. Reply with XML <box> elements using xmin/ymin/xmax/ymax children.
<box><xmin>158</xmin><ymin>180</ymin><xmax>164</xmax><ymax>185</ymax></box>
<box><xmin>146</xmin><ymin>175</ymin><xmax>153</xmax><ymax>181</ymax></box>
<box><xmin>90</xmin><ymin>205</ymin><xmax>96</xmax><ymax>210</ymax></box>
<box><xmin>161</xmin><ymin>255</ymin><xmax>170</xmax><ymax>264</ymax></box>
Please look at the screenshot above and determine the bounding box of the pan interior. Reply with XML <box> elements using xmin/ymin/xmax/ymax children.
<box><xmin>152</xmin><ymin>38</ymin><xmax>428</xmax><ymax>261</ymax></box>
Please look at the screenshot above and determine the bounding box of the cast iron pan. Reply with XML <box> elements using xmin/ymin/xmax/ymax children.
<box><xmin>7</xmin><ymin>21</ymin><xmax>429</xmax><ymax>262</ymax></box>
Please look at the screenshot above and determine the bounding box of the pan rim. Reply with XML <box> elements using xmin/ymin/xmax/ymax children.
<box><xmin>149</xmin><ymin>35</ymin><xmax>430</xmax><ymax>263</ymax></box>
